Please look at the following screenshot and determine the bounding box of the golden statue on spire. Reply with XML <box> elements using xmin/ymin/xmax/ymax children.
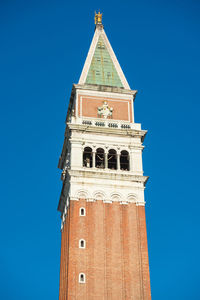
<box><xmin>95</xmin><ymin>11</ymin><xmax>102</xmax><ymax>25</ymax></box>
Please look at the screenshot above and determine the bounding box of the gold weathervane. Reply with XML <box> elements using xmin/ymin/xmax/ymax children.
<box><xmin>95</xmin><ymin>11</ymin><xmax>102</xmax><ymax>25</ymax></box>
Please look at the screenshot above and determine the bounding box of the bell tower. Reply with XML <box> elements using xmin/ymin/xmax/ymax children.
<box><xmin>58</xmin><ymin>12</ymin><xmax>151</xmax><ymax>300</ymax></box>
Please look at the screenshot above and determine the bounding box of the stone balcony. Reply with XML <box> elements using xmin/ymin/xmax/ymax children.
<box><xmin>70</xmin><ymin>116</ymin><xmax>141</xmax><ymax>130</ymax></box>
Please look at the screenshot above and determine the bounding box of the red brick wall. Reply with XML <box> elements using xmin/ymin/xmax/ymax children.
<box><xmin>59</xmin><ymin>200</ymin><xmax>151</xmax><ymax>299</ymax></box>
<box><xmin>137</xmin><ymin>206</ymin><xmax>151</xmax><ymax>300</ymax></box>
<box><xmin>78</xmin><ymin>95</ymin><xmax>133</xmax><ymax>122</ymax></box>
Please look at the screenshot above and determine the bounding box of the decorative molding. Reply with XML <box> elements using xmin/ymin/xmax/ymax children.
<box><xmin>136</xmin><ymin>202</ymin><xmax>146</xmax><ymax>206</ymax></box>
<box><xmin>72</xmin><ymin>139</ymin><xmax>143</xmax><ymax>152</ymax></box>
<box><xmin>93</xmin><ymin>190</ymin><xmax>106</xmax><ymax>201</ymax></box>
<box><xmin>76</xmin><ymin>87</ymin><xmax>135</xmax><ymax>100</ymax></box>
<box><xmin>75</xmin><ymin>189</ymin><xmax>91</xmax><ymax>200</ymax></box>
<box><xmin>127</xmin><ymin>193</ymin><xmax>137</xmax><ymax>202</ymax></box>
<box><xmin>68</xmin><ymin>123</ymin><xmax>147</xmax><ymax>139</ymax></box>
<box><xmin>110</xmin><ymin>192</ymin><xmax>122</xmax><ymax>202</ymax></box>
<box><xmin>66</xmin><ymin>188</ymin><xmax>145</xmax><ymax>206</ymax></box>
<box><xmin>103</xmin><ymin>200</ymin><xmax>112</xmax><ymax>204</ymax></box>
<box><xmin>74</xmin><ymin>84</ymin><xmax>137</xmax><ymax>96</ymax></box>
<box><xmin>86</xmin><ymin>198</ymin><xmax>95</xmax><ymax>202</ymax></box>
<box><xmin>82</xmin><ymin>143</ymin><xmax>131</xmax><ymax>154</ymax></box>
<box><xmin>70</xmin><ymin>196</ymin><xmax>79</xmax><ymax>201</ymax></box>
<box><xmin>68</xmin><ymin>169</ymin><xmax>148</xmax><ymax>184</ymax></box>
<box><xmin>68</xmin><ymin>197</ymin><xmax>145</xmax><ymax>206</ymax></box>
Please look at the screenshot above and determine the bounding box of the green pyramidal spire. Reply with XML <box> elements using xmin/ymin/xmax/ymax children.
<box><xmin>85</xmin><ymin>36</ymin><xmax>123</xmax><ymax>88</ymax></box>
<box><xmin>78</xmin><ymin>13</ymin><xmax>130</xmax><ymax>90</ymax></box>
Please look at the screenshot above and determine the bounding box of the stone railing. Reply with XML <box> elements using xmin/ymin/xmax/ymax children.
<box><xmin>71</xmin><ymin>117</ymin><xmax>141</xmax><ymax>130</ymax></box>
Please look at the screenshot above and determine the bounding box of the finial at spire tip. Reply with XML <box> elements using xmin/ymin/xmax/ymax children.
<box><xmin>94</xmin><ymin>11</ymin><xmax>103</xmax><ymax>26</ymax></box>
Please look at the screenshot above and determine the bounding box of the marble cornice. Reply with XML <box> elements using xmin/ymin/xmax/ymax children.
<box><xmin>67</xmin><ymin>123</ymin><xmax>147</xmax><ymax>140</ymax></box>
<box><xmin>67</xmin><ymin>168</ymin><xmax>149</xmax><ymax>185</ymax></box>
<box><xmin>69</xmin><ymin>137</ymin><xmax>144</xmax><ymax>150</ymax></box>
<box><xmin>73</xmin><ymin>84</ymin><xmax>137</xmax><ymax>97</ymax></box>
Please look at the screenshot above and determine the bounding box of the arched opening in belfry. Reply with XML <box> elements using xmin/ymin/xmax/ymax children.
<box><xmin>120</xmin><ymin>150</ymin><xmax>130</xmax><ymax>171</ymax></box>
<box><xmin>83</xmin><ymin>147</ymin><xmax>92</xmax><ymax>168</ymax></box>
<box><xmin>108</xmin><ymin>149</ymin><xmax>117</xmax><ymax>170</ymax></box>
<box><xmin>95</xmin><ymin>148</ymin><xmax>105</xmax><ymax>168</ymax></box>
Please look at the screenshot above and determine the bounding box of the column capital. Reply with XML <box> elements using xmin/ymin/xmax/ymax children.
<box><xmin>116</xmin><ymin>147</ymin><xmax>121</xmax><ymax>155</ymax></box>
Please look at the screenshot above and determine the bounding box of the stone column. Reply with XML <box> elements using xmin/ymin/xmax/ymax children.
<box><xmin>105</xmin><ymin>151</ymin><xmax>108</xmax><ymax>169</ymax></box>
<box><xmin>92</xmin><ymin>151</ymin><xmax>96</xmax><ymax>168</ymax></box>
<box><xmin>117</xmin><ymin>153</ymin><xmax>120</xmax><ymax>170</ymax></box>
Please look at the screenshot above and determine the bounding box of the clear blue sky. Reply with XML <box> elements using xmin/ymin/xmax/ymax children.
<box><xmin>1</xmin><ymin>0</ymin><xmax>200</xmax><ymax>299</ymax></box>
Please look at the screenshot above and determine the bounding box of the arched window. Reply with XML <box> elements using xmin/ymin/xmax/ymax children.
<box><xmin>79</xmin><ymin>273</ymin><xmax>86</xmax><ymax>283</ymax></box>
<box><xmin>95</xmin><ymin>148</ymin><xmax>105</xmax><ymax>168</ymax></box>
<box><xmin>83</xmin><ymin>147</ymin><xmax>92</xmax><ymax>168</ymax></box>
<box><xmin>79</xmin><ymin>239</ymin><xmax>86</xmax><ymax>249</ymax></box>
<box><xmin>120</xmin><ymin>150</ymin><xmax>130</xmax><ymax>171</ymax></box>
<box><xmin>108</xmin><ymin>149</ymin><xmax>117</xmax><ymax>170</ymax></box>
<box><xmin>80</xmin><ymin>207</ymin><xmax>86</xmax><ymax>216</ymax></box>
